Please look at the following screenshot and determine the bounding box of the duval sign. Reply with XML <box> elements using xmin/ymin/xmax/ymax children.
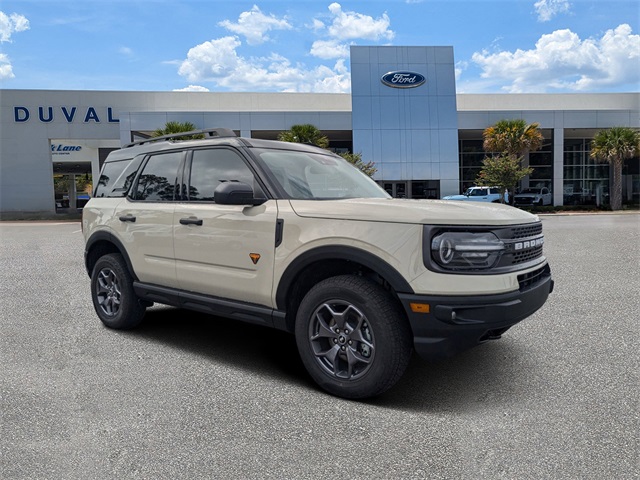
<box><xmin>381</xmin><ymin>71</ymin><xmax>426</xmax><ymax>89</ymax></box>
<box><xmin>14</xmin><ymin>106</ymin><xmax>119</xmax><ymax>123</ymax></box>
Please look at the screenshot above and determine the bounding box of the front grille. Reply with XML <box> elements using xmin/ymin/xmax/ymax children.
<box><xmin>510</xmin><ymin>223</ymin><xmax>543</xmax><ymax>239</ymax></box>
<box><xmin>513</xmin><ymin>244</ymin><xmax>544</xmax><ymax>264</ymax></box>
<box><xmin>491</xmin><ymin>222</ymin><xmax>545</xmax><ymax>269</ymax></box>
<box><xmin>518</xmin><ymin>264</ymin><xmax>551</xmax><ymax>290</ymax></box>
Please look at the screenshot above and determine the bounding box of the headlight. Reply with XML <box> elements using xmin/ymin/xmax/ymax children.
<box><xmin>431</xmin><ymin>231</ymin><xmax>504</xmax><ymax>270</ymax></box>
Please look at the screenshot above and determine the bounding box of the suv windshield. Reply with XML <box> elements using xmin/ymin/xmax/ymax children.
<box><xmin>254</xmin><ymin>148</ymin><xmax>389</xmax><ymax>200</ymax></box>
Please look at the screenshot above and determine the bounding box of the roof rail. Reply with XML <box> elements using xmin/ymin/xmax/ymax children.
<box><xmin>125</xmin><ymin>128</ymin><xmax>237</xmax><ymax>148</ymax></box>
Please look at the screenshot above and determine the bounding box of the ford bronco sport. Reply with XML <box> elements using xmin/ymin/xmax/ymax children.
<box><xmin>83</xmin><ymin>128</ymin><xmax>553</xmax><ymax>399</ymax></box>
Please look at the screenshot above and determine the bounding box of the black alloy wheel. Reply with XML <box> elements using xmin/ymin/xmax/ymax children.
<box><xmin>295</xmin><ymin>275</ymin><xmax>412</xmax><ymax>399</ymax></box>
<box><xmin>91</xmin><ymin>253</ymin><xmax>146</xmax><ymax>329</ymax></box>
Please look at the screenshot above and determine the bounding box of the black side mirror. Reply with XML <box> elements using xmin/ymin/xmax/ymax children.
<box><xmin>214</xmin><ymin>181</ymin><xmax>266</xmax><ymax>206</ymax></box>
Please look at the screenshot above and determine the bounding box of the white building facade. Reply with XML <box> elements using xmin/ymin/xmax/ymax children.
<box><xmin>1</xmin><ymin>46</ymin><xmax>638</xmax><ymax>214</ymax></box>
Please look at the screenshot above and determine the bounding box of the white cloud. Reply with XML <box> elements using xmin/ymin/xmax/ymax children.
<box><xmin>173</xmin><ymin>85</ymin><xmax>210</xmax><ymax>92</ymax></box>
<box><xmin>310</xmin><ymin>39</ymin><xmax>350</xmax><ymax>59</ymax></box>
<box><xmin>219</xmin><ymin>5</ymin><xmax>292</xmax><ymax>46</ymax></box>
<box><xmin>178</xmin><ymin>36</ymin><xmax>243</xmax><ymax>82</ymax></box>
<box><xmin>455</xmin><ymin>60</ymin><xmax>468</xmax><ymax>82</ymax></box>
<box><xmin>310</xmin><ymin>19</ymin><xmax>325</xmax><ymax>32</ymax></box>
<box><xmin>471</xmin><ymin>24</ymin><xmax>640</xmax><ymax>92</ymax></box>
<box><xmin>178</xmin><ymin>36</ymin><xmax>351</xmax><ymax>93</ymax></box>
<box><xmin>325</xmin><ymin>3</ymin><xmax>394</xmax><ymax>41</ymax></box>
<box><xmin>119</xmin><ymin>46</ymin><xmax>134</xmax><ymax>57</ymax></box>
<box><xmin>308</xmin><ymin>3</ymin><xmax>394</xmax><ymax>60</ymax></box>
<box><xmin>0</xmin><ymin>12</ymin><xmax>28</xmax><ymax>80</ymax></box>
<box><xmin>0</xmin><ymin>53</ymin><xmax>14</xmax><ymax>79</ymax></box>
<box><xmin>178</xmin><ymin>4</ymin><xmax>398</xmax><ymax>92</ymax></box>
<box><xmin>0</xmin><ymin>11</ymin><xmax>29</xmax><ymax>42</ymax></box>
<box><xmin>534</xmin><ymin>0</ymin><xmax>571</xmax><ymax>22</ymax></box>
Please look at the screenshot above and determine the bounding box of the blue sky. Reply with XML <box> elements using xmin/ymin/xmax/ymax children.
<box><xmin>1</xmin><ymin>0</ymin><xmax>638</xmax><ymax>93</ymax></box>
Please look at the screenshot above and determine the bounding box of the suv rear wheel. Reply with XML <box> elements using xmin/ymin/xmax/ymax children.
<box><xmin>295</xmin><ymin>275</ymin><xmax>412</xmax><ymax>399</ymax></box>
<box><xmin>91</xmin><ymin>253</ymin><xmax>146</xmax><ymax>329</ymax></box>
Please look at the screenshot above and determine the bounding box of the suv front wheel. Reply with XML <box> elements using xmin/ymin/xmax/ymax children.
<box><xmin>295</xmin><ymin>275</ymin><xmax>412</xmax><ymax>399</ymax></box>
<box><xmin>90</xmin><ymin>253</ymin><xmax>146</xmax><ymax>330</ymax></box>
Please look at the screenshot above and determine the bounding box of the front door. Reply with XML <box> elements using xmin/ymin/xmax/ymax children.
<box><xmin>173</xmin><ymin>148</ymin><xmax>278</xmax><ymax>308</ymax></box>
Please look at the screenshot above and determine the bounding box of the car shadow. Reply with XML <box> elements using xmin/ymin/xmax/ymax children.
<box><xmin>126</xmin><ymin>305</ymin><xmax>311</xmax><ymax>387</ymax></box>
<box><xmin>126</xmin><ymin>306</ymin><xmax>529</xmax><ymax>411</ymax></box>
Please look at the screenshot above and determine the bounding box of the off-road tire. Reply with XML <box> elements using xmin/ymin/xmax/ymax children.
<box><xmin>295</xmin><ymin>275</ymin><xmax>412</xmax><ymax>399</ymax></box>
<box><xmin>91</xmin><ymin>253</ymin><xmax>145</xmax><ymax>330</ymax></box>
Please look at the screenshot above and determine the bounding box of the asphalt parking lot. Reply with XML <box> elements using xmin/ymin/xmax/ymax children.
<box><xmin>1</xmin><ymin>213</ymin><xmax>638</xmax><ymax>479</ymax></box>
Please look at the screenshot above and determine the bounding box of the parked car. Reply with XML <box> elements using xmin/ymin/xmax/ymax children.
<box><xmin>54</xmin><ymin>193</ymin><xmax>69</xmax><ymax>209</ymax></box>
<box><xmin>442</xmin><ymin>186</ymin><xmax>507</xmax><ymax>203</ymax></box>
<box><xmin>83</xmin><ymin>128</ymin><xmax>553</xmax><ymax>399</ymax></box>
<box><xmin>77</xmin><ymin>192</ymin><xmax>91</xmax><ymax>208</ymax></box>
<box><xmin>514</xmin><ymin>187</ymin><xmax>552</xmax><ymax>207</ymax></box>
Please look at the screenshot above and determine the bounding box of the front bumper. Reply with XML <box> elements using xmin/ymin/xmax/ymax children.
<box><xmin>398</xmin><ymin>266</ymin><xmax>553</xmax><ymax>361</ymax></box>
<box><xmin>514</xmin><ymin>197</ymin><xmax>537</xmax><ymax>205</ymax></box>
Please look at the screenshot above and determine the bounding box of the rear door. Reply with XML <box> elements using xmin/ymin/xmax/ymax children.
<box><xmin>114</xmin><ymin>150</ymin><xmax>184</xmax><ymax>287</ymax></box>
<box><xmin>173</xmin><ymin>147</ymin><xmax>278</xmax><ymax>308</ymax></box>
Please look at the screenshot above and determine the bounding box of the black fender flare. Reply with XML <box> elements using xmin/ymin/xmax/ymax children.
<box><xmin>275</xmin><ymin>245</ymin><xmax>414</xmax><ymax>310</ymax></box>
<box><xmin>84</xmin><ymin>230</ymin><xmax>137</xmax><ymax>281</ymax></box>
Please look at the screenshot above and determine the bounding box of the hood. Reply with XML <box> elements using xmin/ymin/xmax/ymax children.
<box><xmin>289</xmin><ymin>198</ymin><xmax>538</xmax><ymax>226</ymax></box>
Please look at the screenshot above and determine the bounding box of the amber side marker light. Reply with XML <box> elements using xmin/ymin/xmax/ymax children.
<box><xmin>410</xmin><ymin>303</ymin><xmax>430</xmax><ymax>313</ymax></box>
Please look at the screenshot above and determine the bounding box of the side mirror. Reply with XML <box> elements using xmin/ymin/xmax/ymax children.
<box><xmin>214</xmin><ymin>181</ymin><xmax>266</xmax><ymax>206</ymax></box>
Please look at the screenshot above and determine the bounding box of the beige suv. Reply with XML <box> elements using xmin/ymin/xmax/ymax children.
<box><xmin>83</xmin><ymin>128</ymin><xmax>553</xmax><ymax>399</ymax></box>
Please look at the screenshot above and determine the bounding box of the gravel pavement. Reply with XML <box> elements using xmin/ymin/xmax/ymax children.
<box><xmin>1</xmin><ymin>214</ymin><xmax>638</xmax><ymax>479</ymax></box>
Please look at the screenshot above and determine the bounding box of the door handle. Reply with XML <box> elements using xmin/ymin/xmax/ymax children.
<box><xmin>180</xmin><ymin>217</ymin><xmax>203</xmax><ymax>226</ymax></box>
<box><xmin>119</xmin><ymin>215</ymin><xmax>136</xmax><ymax>222</ymax></box>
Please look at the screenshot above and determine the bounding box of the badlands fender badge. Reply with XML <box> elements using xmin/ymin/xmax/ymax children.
<box><xmin>249</xmin><ymin>253</ymin><xmax>261</xmax><ymax>265</ymax></box>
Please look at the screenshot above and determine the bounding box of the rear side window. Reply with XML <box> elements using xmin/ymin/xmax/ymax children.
<box><xmin>94</xmin><ymin>156</ymin><xmax>143</xmax><ymax>198</ymax></box>
<box><xmin>132</xmin><ymin>151</ymin><xmax>183</xmax><ymax>201</ymax></box>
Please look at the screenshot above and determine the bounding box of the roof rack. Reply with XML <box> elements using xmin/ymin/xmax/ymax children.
<box><xmin>125</xmin><ymin>128</ymin><xmax>237</xmax><ymax>148</ymax></box>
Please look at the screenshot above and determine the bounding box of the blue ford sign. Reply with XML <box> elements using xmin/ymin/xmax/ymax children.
<box><xmin>381</xmin><ymin>71</ymin><xmax>426</xmax><ymax>89</ymax></box>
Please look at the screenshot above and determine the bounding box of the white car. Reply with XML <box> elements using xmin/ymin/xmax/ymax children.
<box><xmin>514</xmin><ymin>187</ymin><xmax>552</xmax><ymax>207</ymax></box>
<box><xmin>83</xmin><ymin>129</ymin><xmax>553</xmax><ymax>399</ymax></box>
<box><xmin>442</xmin><ymin>186</ymin><xmax>507</xmax><ymax>203</ymax></box>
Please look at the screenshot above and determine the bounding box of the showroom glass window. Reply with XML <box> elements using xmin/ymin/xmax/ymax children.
<box><xmin>563</xmin><ymin>138</ymin><xmax>609</xmax><ymax>206</ymax></box>
<box><xmin>133</xmin><ymin>151</ymin><xmax>183</xmax><ymax>201</ymax></box>
<box><xmin>528</xmin><ymin>133</ymin><xmax>553</xmax><ymax>188</ymax></box>
<box><xmin>187</xmin><ymin>148</ymin><xmax>256</xmax><ymax>202</ymax></box>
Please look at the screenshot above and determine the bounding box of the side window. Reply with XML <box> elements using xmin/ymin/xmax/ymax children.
<box><xmin>133</xmin><ymin>151</ymin><xmax>183</xmax><ymax>201</ymax></box>
<box><xmin>187</xmin><ymin>148</ymin><xmax>257</xmax><ymax>202</ymax></box>
<box><xmin>94</xmin><ymin>156</ymin><xmax>144</xmax><ymax>198</ymax></box>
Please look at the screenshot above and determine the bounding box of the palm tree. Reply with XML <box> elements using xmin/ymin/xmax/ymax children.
<box><xmin>590</xmin><ymin>127</ymin><xmax>640</xmax><ymax>210</ymax></box>
<box><xmin>483</xmin><ymin>119</ymin><xmax>544</xmax><ymax>158</ymax></box>
<box><xmin>278</xmin><ymin>124</ymin><xmax>329</xmax><ymax>149</ymax></box>
<box><xmin>152</xmin><ymin>121</ymin><xmax>204</xmax><ymax>140</ymax></box>
<box><xmin>481</xmin><ymin>119</ymin><xmax>544</xmax><ymax>204</ymax></box>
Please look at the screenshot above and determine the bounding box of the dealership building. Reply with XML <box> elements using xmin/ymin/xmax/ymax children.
<box><xmin>1</xmin><ymin>46</ymin><xmax>638</xmax><ymax>214</ymax></box>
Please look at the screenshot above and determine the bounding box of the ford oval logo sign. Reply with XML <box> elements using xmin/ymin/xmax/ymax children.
<box><xmin>381</xmin><ymin>71</ymin><xmax>426</xmax><ymax>89</ymax></box>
